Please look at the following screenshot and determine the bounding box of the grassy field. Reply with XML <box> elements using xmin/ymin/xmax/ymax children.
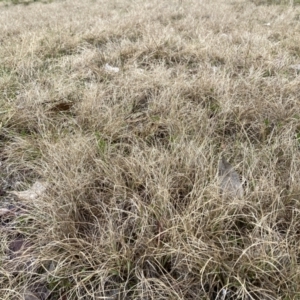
<box><xmin>1</xmin><ymin>0</ymin><xmax>300</xmax><ymax>299</ymax></box>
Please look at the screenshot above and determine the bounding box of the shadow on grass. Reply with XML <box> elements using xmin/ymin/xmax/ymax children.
<box><xmin>1</xmin><ymin>0</ymin><xmax>53</xmax><ymax>6</ymax></box>
<box><xmin>250</xmin><ymin>0</ymin><xmax>300</xmax><ymax>5</ymax></box>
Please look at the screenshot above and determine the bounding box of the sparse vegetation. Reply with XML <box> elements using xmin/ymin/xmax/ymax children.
<box><xmin>1</xmin><ymin>0</ymin><xmax>300</xmax><ymax>299</ymax></box>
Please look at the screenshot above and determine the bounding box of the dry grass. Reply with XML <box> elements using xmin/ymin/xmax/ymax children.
<box><xmin>1</xmin><ymin>0</ymin><xmax>300</xmax><ymax>299</ymax></box>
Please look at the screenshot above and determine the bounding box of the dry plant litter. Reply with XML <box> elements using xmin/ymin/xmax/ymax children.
<box><xmin>1</xmin><ymin>0</ymin><xmax>300</xmax><ymax>299</ymax></box>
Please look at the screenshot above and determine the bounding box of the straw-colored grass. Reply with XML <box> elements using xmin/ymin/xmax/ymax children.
<box><xmin>1</xmin><ymin>0</ymin><xmax>300</xmax><ymax>299</ymax></box>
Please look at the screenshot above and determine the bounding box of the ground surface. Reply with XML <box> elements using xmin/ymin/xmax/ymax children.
<box><xmin>1</xmin><ymin>0</ymin><xmax>300</xmax><ymax>299</ymax></box>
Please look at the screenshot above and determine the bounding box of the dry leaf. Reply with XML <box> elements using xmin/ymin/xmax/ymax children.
<box><xmin>9</xmin><ymin>238</ymin><xmax>30</xmax><ymax>254</ymax></box>
<box><xmin>218</xmin><ymin>156</ymin><xmax>244</xmax><ymax>198</ymax></box>
<box><xmin>9</xmin><ymin>181</ymin><xmax>48</xmax><ymax>201</ymax></box>
<box><xmin>23</xmin><ymin>291</ymin><xmax>40</xmax><ymax>300</ymax></box>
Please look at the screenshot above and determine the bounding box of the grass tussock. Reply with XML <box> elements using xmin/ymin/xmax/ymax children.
<box><xmin>1</xmin><ymin>0</ymin><xmax>300</xmax><ymax>299</ymax></box>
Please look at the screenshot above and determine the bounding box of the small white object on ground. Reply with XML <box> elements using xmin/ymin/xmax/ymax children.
<box><xmin>104</xmin><ymin>63</ymin><xmax>120</xmax><ymax>73</ymax></box>
<box><xmin>290</xmin><ymin>64</ymin><xmax>300</xmax><ymax>71</ymax></box>
<box><xmin>9</xmin><ymin>181</ymin><xmax>48</xmax><ymax>201</ymax></box>
<box><xmin>220</xmin><ymin>288</ymin><xmax>228</xmax><ymax>300</ymax></box>
<box><xmin>0</xmin><ymin>208</ymin><xmax>11</xmax><ymax>216</ymax></box>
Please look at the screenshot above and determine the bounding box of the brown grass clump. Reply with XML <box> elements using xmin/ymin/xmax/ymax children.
<box><xmin>1</xmin><ymin>0</ymin><xmax>300</xmax><ymax>299</ymax></box>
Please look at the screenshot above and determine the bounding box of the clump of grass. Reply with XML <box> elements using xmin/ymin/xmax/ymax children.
<box><xmin>1</xmin><ymin>0</ymin><xmax>300</xmax><ymax>299</ymax></box>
